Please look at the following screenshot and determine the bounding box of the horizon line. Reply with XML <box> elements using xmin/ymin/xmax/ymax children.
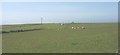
<box><xmin>1</xmin><ymin>22</ymin><xmax>118</xmax><ymax>25</ymax></box>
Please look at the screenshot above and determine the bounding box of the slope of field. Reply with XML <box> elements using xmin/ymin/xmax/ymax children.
<box><xmin>2</xmin><ymin>23</ymin><xmax>118</xmax><ymax>53</ymax></box>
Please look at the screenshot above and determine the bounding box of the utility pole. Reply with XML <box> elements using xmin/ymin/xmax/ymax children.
<box><xmin>41</xmin><ymin>17</ymin><xmax>43</xmax><ymax>24</ymax></box>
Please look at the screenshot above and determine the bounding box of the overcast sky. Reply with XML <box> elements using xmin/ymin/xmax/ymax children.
<box><xmin>2</xmin><ymin>2</ymin><xmax>118</xmax><ymax>25</ymax></box>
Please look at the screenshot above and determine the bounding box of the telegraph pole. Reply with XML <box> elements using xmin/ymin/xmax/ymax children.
<box><xmin>41</xmin><ymin>17</ymin><xmax>43</xmax><ymax>24</ymax></box>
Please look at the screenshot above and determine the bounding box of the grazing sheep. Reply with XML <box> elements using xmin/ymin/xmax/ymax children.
<box><xmin>72</xmin><ymin>27</ymin><xmax>74</xmax><ymax>29</ymax></box>
<box><xmin>71</xmin><ymin>27</ymin><xmax>77</xmax><ymax>29</ymax></box>
<box><xmin>74</xmin><ymin>27</ymin><xmax>76</xmax><ymax>29</ymax></box>
<box><xmin>81</xmin><ymin>26</ymin><xmax>86</xmax><ymax>29</ymax></box>
<box><xmin>61</xmin><ymin>24</ymin><xmax>64</xmax><ymax>25</ymax></box>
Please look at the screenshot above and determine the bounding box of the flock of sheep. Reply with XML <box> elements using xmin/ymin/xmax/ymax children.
<box><xmin>58</xmin><ymin>24</ymin><xmax>86</xmax><ymax>30</ymax></box>
<box><xmin>71</xmin><ymin>26</ymin><xmax>86</xmax><ymax>29</ymax></box>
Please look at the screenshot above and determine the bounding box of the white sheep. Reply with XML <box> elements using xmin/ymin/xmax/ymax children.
<box><xmin>81</xmin><ymin>26</ymin><xmax>86</xmax><ymax>29</ymax></box>
<box><xmin>72</xmin><ymin>27</ymin><xmax>77</xmax><ymax>29</ymax></box>
<box><xmin>72</xmin><ymin>27</ymin><xmax>74</xmax><ymax>29</ymax></box>
<box><xmin>74</xmin><ymin>27</ymin><xmax>76</xmax><ymax>29</ymax></box>
<box><xmin>61</xmin><ymin>24</ymin><xmax>64</xmax><ymax>25</ymax></box>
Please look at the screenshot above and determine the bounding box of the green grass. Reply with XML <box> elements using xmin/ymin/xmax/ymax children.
<box><xmin>2</xmin><ymin>23</ymin><xmax>118</xmax><ymax>53</ymax></box>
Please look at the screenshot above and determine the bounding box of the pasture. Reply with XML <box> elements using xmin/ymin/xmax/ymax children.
<box><xmin>2</xmin><ymin>23</ymin><xmax>118</xmax><ymax>53</ymax></box>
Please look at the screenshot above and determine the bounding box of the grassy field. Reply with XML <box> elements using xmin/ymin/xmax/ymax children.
<box><xmin>2</xmin><ymin>23</ymin><xmax>118</xmax><ymax>53</ymax></box>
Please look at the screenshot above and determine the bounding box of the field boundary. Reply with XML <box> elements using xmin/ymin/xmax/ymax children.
<box><xmin>1</xmin><ymin>28</ymin><xmax>41</xmax><ymax>34</ymax></box>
